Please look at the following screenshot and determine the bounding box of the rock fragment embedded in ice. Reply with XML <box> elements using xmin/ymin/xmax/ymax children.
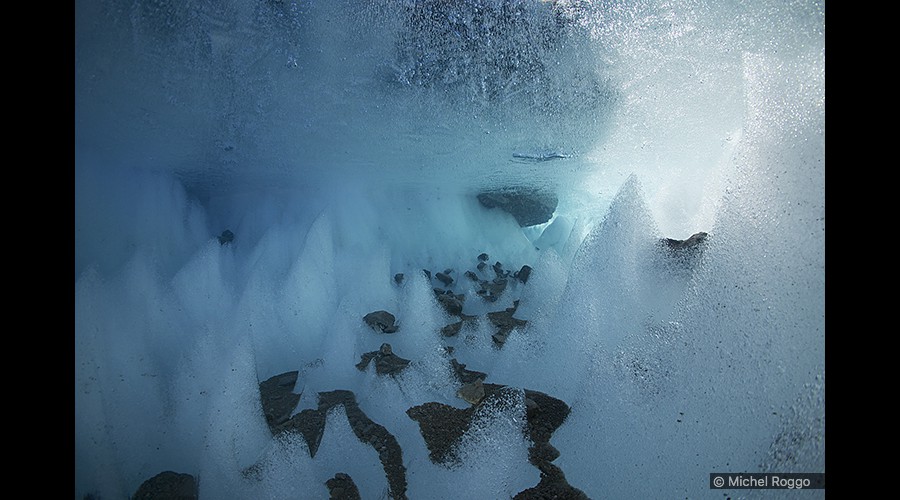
<box><xmin>363</xmin><ymin>310</ymin><xmax>399</xmax><ymax>333</ymax></box>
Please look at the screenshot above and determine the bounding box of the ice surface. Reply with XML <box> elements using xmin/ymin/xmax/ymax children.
<box><xmin>75</xmin><ymin>1</ymin><xmax>824</xmax><ymax>498</ymax></box>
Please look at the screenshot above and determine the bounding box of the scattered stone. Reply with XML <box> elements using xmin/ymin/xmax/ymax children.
<box><xmin>515</xmin><ymin>265</ymin><xmax>533</xmax><ymax>284</ymax></box>
<box><xmin>437</xmin><ymin>293</ymin><xmax>465</xmax><ymax>316</ymax></box>
<box><xmin>450</xmin><ymin>358</ymin><xmax>488</xmax><ymax>385</ymax></box>
<box><xmin>513</xmin><ymin>463</ymin><xmax>589</xmax><ymax>500</ymax></box>
<box><xmin>529</xmin><ymin>442</ymin><xmax>561</xmax><ymax>463</ymax></box>
<box><xmin>477</xmin><ymin>187</ymin><xmax>559</xmax><ymax>227</ymax></box>
<box><xmin>464</xmin><ymin>270</ymin><xmax>479</xmax><ymax>281</ymax></box>
<box><xmin>408</xmin><ymin>353</ymin><xmax>584</xmax><ymax>496</ymax></box>
<box><xmin>457</xmin><ymin>379</ymin><xmax>485</xmax><ymax>405</ymax></box>
<box><xmin>435</xmin><ymin>272</ymin><xmax>453</xmax><ymax>286</ymax></box>
<box><xmin>522</xmin><ymin>388</ymin><xmax>571</xmax><ymax>449</ymax></box>
<box><xmin>280</xmin><ymin>390</ymin><xmax>408</xmax><ymax>500</ymax></box>
<box><xmin>394</xmin><ymin>273</ymin><xmax>405</xmax><ymax>285</ymax></box>
<box><xmin>476</xmin><ymin>262</ymin><xmax>487</xmax><ymax>272</ymax></box>
<box><xmin>441</xmin><ymin>321</ymin><xmax>463</xmax><ymax>337</ymax></box>
<box><xmin>492</xmin><ymin>261</ymin><xmax>505</xmax><ymax>277</ymax></box>
<box><xmin>326</xmin><ymin>472</ymin><xmax>361</xmax><ymax>500</ymax></box>
<box><xmin>516</xmin><ymin>388</ymin><xmax>584</xmax><ymax>499</ymax></box>
<box><xmin>488</xmin><ymin>303</ymin><xmax>527</xmax><ymax>345</ymax></box>
<box><xmin>356</xmin><ymin>343</ymin><xmax>411</xmax><ymax>377</ymax></box>
<box><xmin>478</xmin><ymin>253</ymin><xmax>490</xmax><ymax>262</ymax></box>
<box><xmin>408</xmin><ymin>385</ymin><xmax>570</xmax><ymax>468</ymax></box>
<box><xmin>363</xmin><ymin>311</ymin><xmax>399</xmax><ymax>333</ymax></box>
<box><xmin>659</xmin><ymin>232</ymin><xmax>709</xmax><ymax>271</ymax></box>
<box><xmin>477</xmin><ymin>277</ymin><xmax>508</xmax><ymax>302</ymax></box>
<box><xmin>259</xmin><ymin>371</ymin><xmax>301</xmax><ymax>433</ymax></box>
<box><xmin>662</xmin><ymin>231</ymin><xmax>708</xmax><ymax>251</ymax></box>
<box><xmin>406</xmin><ymin>402</ymin><xmax>476</xmax><ymax>465</ymax></box>
<box><xmin>133</xmin><ymin>471</ymin><xmax>198</xmax><ymax>500</ymax></box>
<box><xmin>217</xmin><ymin>229</ymin><xmax>234</xmax><ymax>245</ymax></box>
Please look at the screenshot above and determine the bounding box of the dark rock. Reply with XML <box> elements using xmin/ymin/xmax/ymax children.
<box><xmin>476</xmin><ymin>262</ymin><xmax>487</xmax><ymax>272</ymax></box>
<box><xmin>133</xmin><ymin>471</ymin><xmax>198</xmax><ymax>500</ymax></box>
<box><xmin>662</xmin><ymin>231</ymin><xmax>708</xmax><ymax>251</ymax></box>
<box><xmin>516</xmin><ymin>265</ymin><xmax>533</xmax><ymax>284</ymax></box>
<box><xmin>522</xmin><ymin>388</ymin><xmax>571</xmax><ymax>446</ymax></box>
<box><xmin>406</xmin><ymin>402</ymin><xmax>476</xmax><ymax>465</ymax></box>
<box><xmin>478</xmin><ymin>253</ymin><xmax>490</xmax><ymax>261</ymax></box>
<box><xmin>435</xmin><ymin>272</ymin><xmax>454</xmax><ymax>286</ymax></box>
<box><xmin>441</xmin><ymin>321</ymin><xmax>463</xmax><ymax>337</ymax></box>
<box><xmin>492</xmin><ymin>261</ymin><xmax>504</xmax><ymax>276</ymax></box>
<box><xmin>477</xmin><ymin>188</ymin><xmax>558</xmax><ymax>227</ymax></box>
<box><xmin>422</xmin><ymin>269</ymin><xmax>432</xmax><ymax>280</ymax></box>
<box><xmin>457</xmin><ymin>378</ymin><xmax>485</xmax><ymax>405</ymax></box>
<box><xmin>529</xmin><ymin>442</ymin><xmax>561</xmax><ymax>463</ymax></box>
<box><xmin>280</xmin><ymin>390</ymin><xmax>408</xmax><ymax>500</ymax></box>
<box><xmin>259</xmin><ymin>371</ymin><xmax>301</xmax><ymax>434</ymax></box>
<box><xmin>326</xmin><ymin>473</ymin><xmax>361</xmax><ymax>500</ymax></box>
<box><xmin>482</xmin><ymin>277</ymin><xmax>508</xmax><ymax>302</ymax></box>
<box><xmin>363</xmin><ymin>310</ymin><xmax>399</xmax><ymax>333</ymax></box>
<box><xmin>488</xmin><ymin>303</ymin><xmax>527</xmax><ymax>346</ymax></box>
<box><xmin>516</xmin><ymin>389</ymin><xmax>583</xmax><ymax>498</ymax></box>
<box><xmin>408</xmin><ymin>385</ymin><xmax>569</xmax><ymax>467</ymax></box>
<box><xmin>450</xmin><ymin>358</ymin><xmax>488</xmax><ymax>385</ymax></box>
<box><xmin>659</xmin><ymin>232</ymin><xmax>709</xmax><ymax>271</ymax></box>
<box><xmin>356</xmin><ymin>343</ymin><xmax>411</xmax><ymax>377</ymax></box>
<box><xmin>513</xmin><ymin>463</ymin><xmax>589</xmax><ymax>500</ymax></box>
<box><xmin>464</xmin><ymin>270</ymin><xmax>479</xmax><ymax>281</ymax></box>
<box><xmin>437</xmin><ymin>293</ymin><xmax>465</xmax><ymax>316</ymax></box>
<box><xmin>410</xmin><ymin>354</ymin><xmax>584</xmax><ymax>498</ymax></box>
<box><xmin>394</xmin><ymin>273</ymin><xmax>405</xmax><ymax>285</ymax></box>
<box><xmin>443</xmin><ymin>268</ymin><xmax>453</xmax><ymax>275</ymax></box>
<box><xmin>217</xmin><ymin>229</ymin><xmax>234</xmax><ymax>245</ymax></box>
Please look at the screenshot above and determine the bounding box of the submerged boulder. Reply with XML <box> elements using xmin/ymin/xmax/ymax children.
<box><xmin>437</xmin><ymin>293</ymin><xmax>466</xmax><ymax>316</ymax></box>
<box><xmin>279</xmin><ymin>390</ymin><xmax>408</xmax><ymax>500</ymax></box>
<box><xmin>407</xmin><ymin>384</ymin><xmax>572</xmax><ymax>468</ymax></box>
<box><xmin>477</xmin><ymin>188</ymin><xmax>558</xmax><ymax>227</ymax></box>
<box><xmin>441</xmin><ymin>321</ymin><xmax>463</xmax><ymax>337</ymax></box>
<box><xmin>363</xmin><ymin>310</ymin><xmax>399</xmax><ymax>333</ymax></box>
<box><xmin>513</xmin><ymin>463</ymin><xmax>589</xmax><ymax>500</ymax></box>
<box><xmin>406</xmin><ymin>402</ymin><xmax>477</xmax><ymax>465</ymax></box>
<box><xmin>435</xmin><ymin>271</ymin><xmax>454</xmax><ymax>286</ymax></box>
<box><xmin>659</xmin><ymin>231</ymin><xmax>709</xmax><ymax>269</ymax></box>
<box><xmin>662</xmin><ymin>231</ymin><xmax>708</xmax><ymax>251</ymax></box>
<box><xmin>217</xmin><ymin>229</ymin><xmax>234</xmax><ymax>245</ymax></box>
<box><xmin>133</xmin><ymin>471</ymin><xmax>198</xmax><ymax>500</ymax></box>
<box><xmin>356</xmin><ymin>343</ymin><xmax>411</xmax><ymax>377</ymax></box>
<box><xmin>488</xmin><ymin>302</ymin><xmax>527</xmax><ymax>345</ymax></box>
<box><xmin>450</xmin><ymin>358</ymin><xmax>488</xmax><ymax>385</ymax></box>
<box><xmin>259</xmin><ymin>371</ymin><xmax>301</xmax><ymax>434</ymax></box>
<box><xmin>457</xmin><ymin>378</ymin><xmax>485</xmax><ymax>405</ymax></box>
<box><xmin>515</xmin><ymin>265</ymin><xmax>533</xmax><ymax>284</ymax></box>
<box><xmin>477</xmin><ymin>277</ymin><xmax>508</xmax><ymax>302</ymax></box>
<box><xmin>326</xmin><ymin>472</ymin><xmax>361</xmax><ymax>500</ymax></box>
